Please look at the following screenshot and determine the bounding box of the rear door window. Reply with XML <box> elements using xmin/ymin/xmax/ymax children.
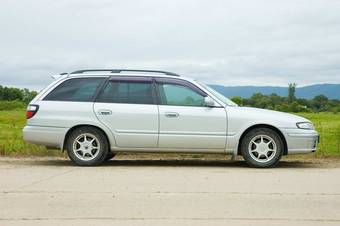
<box><xmin>44</xmin><ymin>78</ymin><xmax>104</xmax><ymax>102</ymax></box>
<box><xmin>96</xmin><ymin>80</ymin><xmax>154</xmax><ymax>104</ymax></box>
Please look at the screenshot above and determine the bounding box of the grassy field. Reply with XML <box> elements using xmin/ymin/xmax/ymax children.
<box><xmin>0</xmin><ymin>110</ymin><xmax>339</xmax><ymax>157</ymax></box>
<box><xmin>297</xmin><ymin>112</ymin><xmax>340</xmax><ymax>156</ymax></box>
<box><xmin>0</xmin><ymin>110</ymin><xmax>62</xmax><ymax>156</ymax></box>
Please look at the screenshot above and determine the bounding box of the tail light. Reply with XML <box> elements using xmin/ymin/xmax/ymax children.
<box><xmin>26</xmin><ymin>105</ymin><xmax>39</xmax><ymax>119</ymax></box>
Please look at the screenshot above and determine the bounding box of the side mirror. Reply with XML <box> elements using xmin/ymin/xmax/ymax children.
<box><xmin>204</xmin><ymin>96</ymin><xmax>216</xmax><ymax>107</ymax></box>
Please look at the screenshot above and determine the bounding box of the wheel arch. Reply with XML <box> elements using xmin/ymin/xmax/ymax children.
<box><xmin>61</xmin><ymin>124</ymin><xmax>112</xmax><ymax>151</ymax></box>
<box><xmin>237</xmin><ymin>124</ymin><xmax>288</xmax><ymax>155</ymax></box>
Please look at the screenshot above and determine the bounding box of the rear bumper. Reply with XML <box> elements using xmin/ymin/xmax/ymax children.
<box><xmin>23</xmin><ymin>125</ymin><xmax>68</xmax><ymax>149</ymax></box>
<box><xmin>281</xmin><ymin>128</ymin><xmax>319</xmax><ymax>154</ymax></box>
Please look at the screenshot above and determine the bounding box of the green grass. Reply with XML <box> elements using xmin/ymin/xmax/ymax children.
<box><xmin>0</xmin><ymin>110</ymin><xmax>339</xmax><ymax>157</ymax></box>
<box><xmin>297</xmin><ymin>112</ymin><xmax>340</xmax><ymax>156</ymax></box>
<box><xmin>0</xmin><ymin>110</ymin><xmax>63</xmax><ymax>156</ymax></box>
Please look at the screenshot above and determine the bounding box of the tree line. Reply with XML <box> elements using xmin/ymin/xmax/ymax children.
<box><xmin>0</xmin><ymin>85</ymin><xmax>38</xmax><ymax>110</ymax></box>
<box><xmin>230</xmin><ymin>83</ymin><xmax>340</xmax><ymax>113</ymax></box>
<box><xmin>0</xmin><ymin>84</ymin><xmax>339</xmax><ymax>112</ymax></box>
<box><xmin>0</xmin><ymin>85</ymin><xmax>38</xmax><ymax>103</ymax></box>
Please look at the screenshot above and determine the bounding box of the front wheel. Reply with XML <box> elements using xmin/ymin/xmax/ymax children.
<box><xmin>240</xmin><ymin>128</ymin><xmax>284</xmax><ymax>168</ymax></box>
<box><xmin>66</xmin><ymin>126</ymin><xmax>109</xmax><ymax>166</ymax></box>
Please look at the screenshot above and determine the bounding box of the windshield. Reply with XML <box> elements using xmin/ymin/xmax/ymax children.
<box><xmin>198</xmin><ymin>82</ymin><xmax>238</xmax><ymax>106</ymax></box>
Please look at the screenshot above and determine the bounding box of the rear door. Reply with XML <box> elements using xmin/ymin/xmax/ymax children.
<box><xmin>156</xmin><ymin>78</ymin><xmax>227</xmax><ymax>151</ymax></box>
<box><xmin>94</xmin><ymin>77</ymin><xmax>159</xmax><ymax>148</ymax></box>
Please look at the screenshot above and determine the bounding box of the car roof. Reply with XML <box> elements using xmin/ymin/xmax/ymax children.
<box><xmin>68</xmin><ymin>72</ymin><xmax>177</xmax><ymax>78</ymax></box>
<box><xmin>52</xmin><ymin>69</ymin><xmax>196</xmax><ymax>85</ymax></box>
<box><xmin>70</xmin><ymin>69</ymin><xmax>180</xmax><ymax>76</ymax></box>
<box><xmin>54</xmin><ymin>69</ymin><xmax>181</xmax><ymax>79</ymax></box>
<box><xmin>71</xmin><ymin>73</ymin><xmax>195</xmax><ymax>83</ymax></box>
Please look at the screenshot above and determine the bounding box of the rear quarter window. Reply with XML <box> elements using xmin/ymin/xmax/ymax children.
<box><xmin>44</xmin><ymin>78</ymin><xmax>105</xmax><ymax>102</ymax></box>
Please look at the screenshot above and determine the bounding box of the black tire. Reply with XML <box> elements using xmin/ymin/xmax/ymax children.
<box><xmin>66</xmin><ymin>126</ymin><xmax>109</xmax><ymax>166</ymax></box>
<box><xmin>105</xmin><ymin>152</ymin><xmax>116</xmax><ymax>161</ymax></box>
<box><xmin>240</xmin><ymin>127</ymin><xmax>284</xmax><ymax>168</ymax></box>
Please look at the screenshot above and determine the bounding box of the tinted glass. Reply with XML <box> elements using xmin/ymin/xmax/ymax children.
<box><xmin>44</xmin><ymin>78</ymin><xmax>104</xmax><ymax>102</ymax></box>
<box><xmin>97</xmin><ymin>81</ymin><xmax>154</xmax><ymax>104</ymax></box>
<box><xmin>158</xmin><ymin>83</ymin><xmax>205</xmax><ymax>106</ymax></box>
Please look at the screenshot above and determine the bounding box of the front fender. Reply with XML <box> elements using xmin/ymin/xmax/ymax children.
<box><xmin>226</xmin><ymin>120</ymin><xmax>285</xmax><ymax>155</ymax></box>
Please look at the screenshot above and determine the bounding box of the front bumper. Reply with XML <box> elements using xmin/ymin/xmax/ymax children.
<box><xmin>281</xmin><ymin>128</ymin><xmax>319</xmax><ymax>154</ymax></box>
<box><xmin>23</xmin><ymin>125</ymin><xmax>68</xmax><ymax>149</ymax></box>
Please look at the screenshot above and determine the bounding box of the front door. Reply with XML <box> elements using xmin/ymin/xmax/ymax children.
<box><xmin>156</xmin><ymin>78</ymin><xmax>227</xmax><ymax>151</ymax></box>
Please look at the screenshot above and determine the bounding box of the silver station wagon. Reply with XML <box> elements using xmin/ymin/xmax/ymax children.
<box><xmin>23</xmin><ymin>69</ymin><xmax>319</xmax><ymax>167</ymax></box>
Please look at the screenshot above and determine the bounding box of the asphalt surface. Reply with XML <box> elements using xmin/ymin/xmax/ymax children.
<box><xmin>1</xmin><ymin>157</ymin><xmax>340</xmax><ymax>226</ymax></box>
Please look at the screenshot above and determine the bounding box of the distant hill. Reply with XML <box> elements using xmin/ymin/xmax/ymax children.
<box><xmin>209</xmin><ymin>83</ymin><xmax>340</xmax><ymax>100</ymax></box>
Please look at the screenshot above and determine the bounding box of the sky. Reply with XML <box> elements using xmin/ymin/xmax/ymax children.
<box><xmin>0</xmin><ymin>0</ymin><xmax>340</xmax><ymax>90</ymax></box>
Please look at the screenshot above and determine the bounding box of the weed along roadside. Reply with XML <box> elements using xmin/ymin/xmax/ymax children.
<box><xmin>0</xmin><ymin>110</ymin><xmax>339</xmax><ymax>158</ymax></box>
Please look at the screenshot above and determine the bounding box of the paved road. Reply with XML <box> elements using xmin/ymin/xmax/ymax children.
<box><xmin>1</xmin><ymin>157</ymin><xmax>340</xmax><ymax>226</ymax></box>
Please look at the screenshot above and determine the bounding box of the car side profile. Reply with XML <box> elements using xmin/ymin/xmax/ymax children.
<box><xmin>23</xmin><ymin>69</ymin><xmax>319</xmax><ymax>167</ymax></box>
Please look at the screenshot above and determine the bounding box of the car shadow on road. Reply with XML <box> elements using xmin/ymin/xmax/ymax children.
<box><xmin>8</xmin><ymin>158</ymin><xmax>325</xmax><ymax>168</ymax></box>
<box><xmin>100</xmin><ymin>159</ymin><xmax>319</xmax><ymax>168</ymax></box>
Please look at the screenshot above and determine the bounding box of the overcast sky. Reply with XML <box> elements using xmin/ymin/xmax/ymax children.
<box><xmin>1</xmin><ymin>0</ymin><xmax>340</xmax><ymax>90</ymax></box>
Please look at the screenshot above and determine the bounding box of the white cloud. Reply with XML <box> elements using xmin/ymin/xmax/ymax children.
<box><xmin>0</xmin><ymin>0</ymin><xmax>340</xmax><ymax>89</ymax></box>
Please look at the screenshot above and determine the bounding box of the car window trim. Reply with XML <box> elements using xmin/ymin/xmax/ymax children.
<box><xmin>154</xmin><ymin>77</ymin><xmax>209</xmax><ymax>107</ymax></box>
<box><xmin>95</xmin><ymin>76</ymin><xmax>157</xmax><ymax>105</ymax></box>
<box><xmin>109</xmin><ymin>76</ymin><xmax>153</xmax><ymax>82</ymax></box>
<box><xmin>91</xmin><ymin>77</ymin><xmax>111</xmax><ymax>102</ymax></box>
<box><xmin>43</xmin><ymin>77</ymin><xmax>108</xmax><ymax>102</ymax></box>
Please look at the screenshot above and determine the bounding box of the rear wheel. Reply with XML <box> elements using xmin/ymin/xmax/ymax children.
<box><xmin>105</xmin><ymin>152</ymin><xmax>116</xmax><ymax>161</ymax></box>
<box><xmin>240</xmin><ymin>127</ymin><xmax>284</xmax><ymax>168</ymax></box>
<box><xmin>66</xmin><ymin>126</ymin><xmax>109</xmax><ymax>166</ymax></box>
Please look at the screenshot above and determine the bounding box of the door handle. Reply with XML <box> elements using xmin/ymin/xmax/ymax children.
<box><xmin>98</xmin><ymin>109</ymin><xmax>112</xmax><ymax>115</ymax></box>
<box><xmin>165</xmin><ymin>112</ymin><xmax>179</xmax><ymax>118</ymax></box>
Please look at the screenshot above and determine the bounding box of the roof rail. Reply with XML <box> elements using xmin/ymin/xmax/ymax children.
<box><xmin>51</xmin><ymin>72</ymin><xmax>69</xmax><ymax>80</ymax></box>
<box><xmin>70</xmin><ymin>69</ymin><xmax>180</xmax><ymax>77</ymax></box>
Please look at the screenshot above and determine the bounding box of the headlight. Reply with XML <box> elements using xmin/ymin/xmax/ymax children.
<box><xmin>296</xmin><ymin>122</ymin><xmax>315</xmax><ymax>130</ymax></box>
